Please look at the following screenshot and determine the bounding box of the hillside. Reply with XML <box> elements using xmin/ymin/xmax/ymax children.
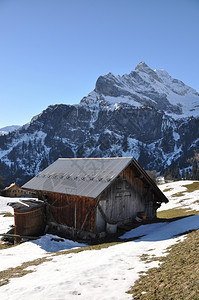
<box><xmin>0</xmin><ymin>180</ymin><xmax>199</xmax><ymax>299</ymax></box>
<box><xmin>0</xmin><ymin>63</ymin><xmax>199</xmax><ymax>186</ymax></box>
<box><xmin>0</xmin><ymin>126</ymin><xmax>20</xmax><ymax>136</ymax></box>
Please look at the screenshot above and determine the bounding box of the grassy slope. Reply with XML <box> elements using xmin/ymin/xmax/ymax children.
<box><xmin>127</xmin><ymin>181</ymin><xmax>199</xmax><ymax>299</ymax></box>
<box><xmin>127</xmin><ymin>228</ymin><xmax>199</xmax><ymax>299</ymax></box>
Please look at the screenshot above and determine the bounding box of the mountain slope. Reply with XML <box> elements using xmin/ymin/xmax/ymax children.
<box><xmin>0</xmin><ymin>125</ymin><xmax>21</xmax><ymax>136</ymax></box>
<box><xmin>0</xmin><ymin>62</ymin><xmax>199</xmax><ymax>186</ymax></box>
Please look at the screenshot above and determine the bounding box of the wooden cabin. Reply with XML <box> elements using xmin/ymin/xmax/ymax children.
<box><xmin>22</xmin><ymin>157</ymin><xmax>168</xmax><ymax>239</ymax></box>
<box><xmin>1</xmin><ymin>182</ymin><xmax>36</xmax><ymax>198</ymax></box>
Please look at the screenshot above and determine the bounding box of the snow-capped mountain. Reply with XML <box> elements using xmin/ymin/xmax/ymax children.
<box><xmin>81</xmin><ymin>62</ymin><xmax>199</xmax><ymax>118</ymax></box>
<box><xmin>0</xmin><ymin>62</ymin><xmax>199</xmax><ymax>186</ymax></box>
<box><xmin>0</xmin><ymin>125</ymin><xmax>21</xmax><ymax>136</ymax></box>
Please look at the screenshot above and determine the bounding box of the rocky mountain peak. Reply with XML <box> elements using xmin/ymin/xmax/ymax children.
<box><xmin>134</xmin><ymin>61</ymin><xmax>161</xmax><ymax>81</ymax></box>
<box><xmin>135</xmin><ymin>61</ymin><xmax>150</xmax><ymax>71</ymax></box>
<box><xmin>83</xmin><ymin>63</ymin><xmax>199</xmax><ymax>118</ymax></box>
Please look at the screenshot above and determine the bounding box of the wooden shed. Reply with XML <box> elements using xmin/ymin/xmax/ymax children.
<box><xmin>22</xmin><ymin>157</ymin><xmax>168</xmax><ymax>239</ymax></box>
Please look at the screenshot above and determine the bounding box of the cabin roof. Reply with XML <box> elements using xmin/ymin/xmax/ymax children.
<box><xmin>2</xmin><ymin>182</ymin><xmax>18</xmax><ymax>191</ymax></box>
<box><xmin>22</xmin><ymin>157</ymin><xmax>168</xmax><ymax>202</ymax></box>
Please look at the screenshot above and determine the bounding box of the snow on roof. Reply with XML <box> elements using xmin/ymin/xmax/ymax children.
<box><xmin>2</xmin><ymin>182</ymin><xmax>17</xmax><ymax>191</ymax></box>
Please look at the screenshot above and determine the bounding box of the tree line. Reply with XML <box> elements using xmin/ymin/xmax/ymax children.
<box><xmin>164</xmin><ymin>151</ymin><xmax>199</xmax><ymax>181</ymax></box>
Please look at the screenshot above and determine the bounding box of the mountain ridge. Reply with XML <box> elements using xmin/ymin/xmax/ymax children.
<box><xmin>0</xmin><ymin>125</ymin><xmax>21</xmax><ymax>136</ymax></box>
<box><xmin>80</xmin><ymin>62</ymin><xmax>199</xmax><ymax>118</ymax></box>
<box><xmin>0</xmin><ymin>62</ymin><xmax>199</xmax><ymax>186</ymax></box>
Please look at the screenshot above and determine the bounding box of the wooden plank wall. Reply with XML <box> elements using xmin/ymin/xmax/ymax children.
<box><xmin>14</xmin><ymin>205</ymin><xmax>46</xmax><ymax>241</ymax></box>
<box><xmin>124</xmin><ymin>164</ymin><xmax>157</xmax><ymax>218</ymax></box>
<box><xmin>39</xmin><ymin>192</ymin><xmax>96</xmax><ymax>233</ymax></box>
<box><xmin>98</xmin><ymin>164</ymin><xmax>157</xmax><ymax>226</ymax></box>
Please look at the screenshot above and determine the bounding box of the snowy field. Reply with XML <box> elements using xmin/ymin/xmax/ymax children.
<box><xmin>158</xmin><ymin>180</ymin><xmax>199</xmax><ymax>211</ymax></box>
<box><xmin>0</xmin><ymin>181</ymin><xmax>199</xmax><ymax>299</ymax></box>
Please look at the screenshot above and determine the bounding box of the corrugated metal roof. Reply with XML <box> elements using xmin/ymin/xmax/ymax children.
<box><xmin>22</xmin><ymin>157</ymin><xmax>133</xmax><ymax>198</ymax></box>
<box><xmin>22</xmin><ymin>157</ymin><xmax>168</xmax><ymax>203</ymax></box>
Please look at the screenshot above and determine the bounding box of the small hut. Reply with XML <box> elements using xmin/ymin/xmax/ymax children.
<box><xmin>22</xmin><ymin>157</ymin><xmax>168</xmax><ymax>239</ymax></box>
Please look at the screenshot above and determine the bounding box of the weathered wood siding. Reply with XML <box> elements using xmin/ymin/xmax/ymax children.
<box><xmin>95</xmin><ymin>164</ymin><xmax>157</xmax><ymax>232</ymax></box>
<box><xmin>37</xmin><ymin>163</ymin><xmax>160</xmax><ymax>235</ymax></box>
<box><xmin>38</xmin><ymin>191</ymin><xmax>96</xmax><ymax>233</ymax></box>
<box><xmin>14</xmin><ymin>205</ymin><xmax>46</xmax><ymax>241</ymax></box>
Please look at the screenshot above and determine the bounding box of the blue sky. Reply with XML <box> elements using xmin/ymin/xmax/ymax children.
<box><xmin>0</xmin><ymin>0</ymin><xmax>198</xmax><ymax>128</ymax></box>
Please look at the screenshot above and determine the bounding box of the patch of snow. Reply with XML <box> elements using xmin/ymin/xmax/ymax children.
<box><xmin>0</xmin><ymin>181</ymin><xmax>199</xmax><ymax>299</ymax></box>
<box><xmin>161</xmin><ymin>145</ymin><xmax>183</xmax><ymax>167</ymax></box>
<box><xmin>189</xmin><ymin>137</ymin><xmax>199</xmax><ymax>150</ymax></box>
<box><xmin>173</xmin><ymin>131</ymin><xmax>180</xmax><ymax>141</ymax></box>
<box><xmin>32</xmin><ymin>234</ymin><xmax>86</xmax><ymax>253</ymax></box>
<box><xmin>0</xmin><ymin>125</ymin><xmax>21</xmax><ymax>136</ymax></box>
<box><xmin>90</xmin><ymin>108</ymin><xmax>99</xmax><ymax>128</ymax></box>
<box><xmin>120</xmin><ymin>215</ymin><xmax>199</xmax><ymax>241</ymax></box>
<box><xmin>158</xmin><ymin>180</ymin><xmax>199</xmax><ymax>211</ymax></box>
<box><xmin>122</xmin><ymin>138</ymin><xmax>141</xmax><ymax>161</ymax></box>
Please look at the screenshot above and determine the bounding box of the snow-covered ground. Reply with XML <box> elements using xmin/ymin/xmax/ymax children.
<box><xmin>0</xmin><ymin>181</ymin><xmax>199</xmax><ymax>299</ymax></box>
<box><xmin>0</xmin><ymin>197</ymin><xmax>21</xmax><ymax>234</ymax></box>
<box><xmin>158</xmin><ymin>180</ymin><xmax>199</xmax><ymax>211</ymax></box>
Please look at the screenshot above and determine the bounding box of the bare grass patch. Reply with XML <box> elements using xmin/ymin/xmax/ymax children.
<box><xmin>0</xmin><ymin>257</ymin><xmax>51</xmax><ymax>287</ymax></box>
<box><xmin>157</xmin><ymin>208</ymin><xmax>199</xmax><ymax>219</ymax></box>
<box><xmin>162</xmin><ymin>188</ymin><xmax>172</xmax><ymax>193</ymax></box>
<box><xmin>183</xmin><ymin>181</ymin><xmax>199</xmax><ymax>193</ymax></box>
<box><xmin>171</xmin><ymin>191</ymin><xmax>186</xmax><ymax>198</ymax></box>
<box><xmin>0</xmin><ymin>212</ymin><xmax>13</xmax><ymax>217</ymax></box>
<box><xmin>127</xmin><ymin>229</ymin><xmax>199</xmax><ymax>299</ymax></box>
<box><xmin>52</xmin><ymin>241</ymin><xmax>122</xmax><ymax>257</ymax></box>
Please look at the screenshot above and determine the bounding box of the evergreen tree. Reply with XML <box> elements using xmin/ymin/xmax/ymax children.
<box><xmin>185</xmin><ymin>170</ymin><xmax>190</xmax><ymax>180</ymax></box>
<box><xmin>192</xmin><ymin>162</ymin><xmax>198</xmax><ymax>180</ymax></box>
<box><xmin>0</xmin><ymin>176</ymin><xmax>4</xmax><ymax>190</ymax></box>
<box><xmin>182</xmin><ymin>168</ymin><xmax>185</xmax><ymax>180</ymax></box>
